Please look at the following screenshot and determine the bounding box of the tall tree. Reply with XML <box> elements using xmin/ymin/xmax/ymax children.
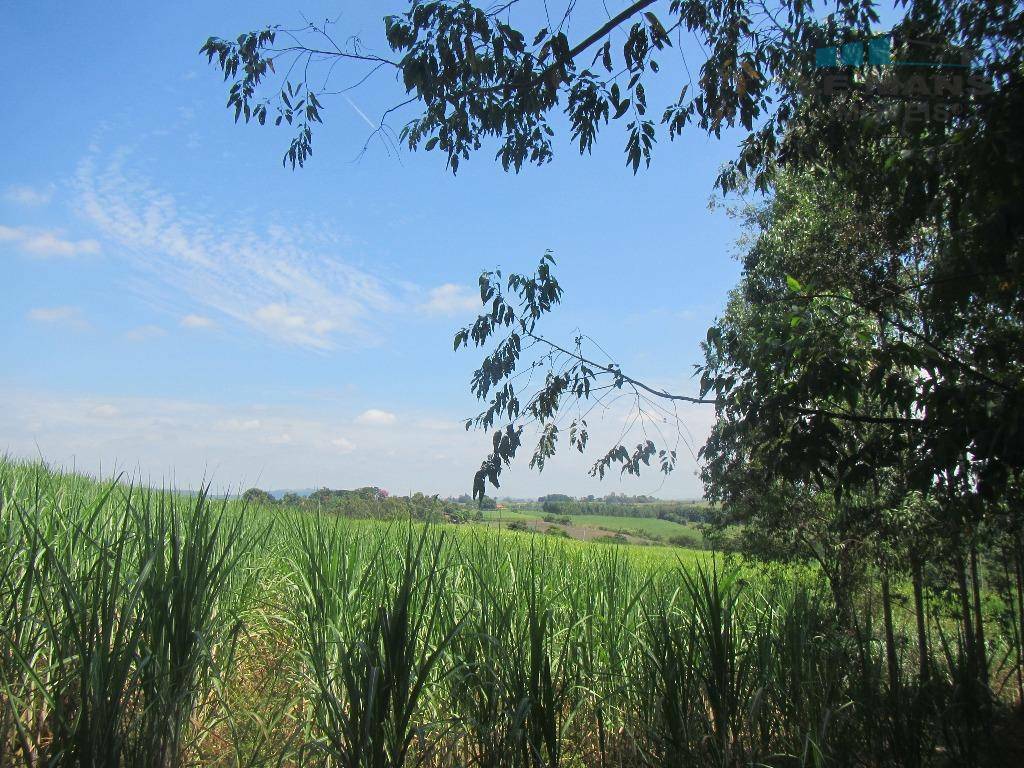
<box><xmin>199</xmin><ymin>1</ymin><xmax>1023</xmax><ymax>501</ymax></box>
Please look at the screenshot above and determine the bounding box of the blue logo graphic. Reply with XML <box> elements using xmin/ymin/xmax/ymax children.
<box><xmin>814</xmin><ymin>35</ymin><xmax>972</xmax><ymax>69</ymax></box>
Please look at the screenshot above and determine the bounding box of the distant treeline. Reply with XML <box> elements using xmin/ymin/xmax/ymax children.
<box><xmin>242</xmin><ymin>486</ymin><xmax>478</xmax><ymax>522</ymax></box>
<box><xmin>538</xmin><ymin>492</ymin><xmax>665</xmax><ymax>504</ymax></box>
<box><xmin>448</xmin><ymin>493</ymin><xmax>499</xmax><ymax>510</ymax></box>
<box><xmin>539</xmin><ymin>499</ymin><xmax>708</xmax><ymax>524</ymax></box>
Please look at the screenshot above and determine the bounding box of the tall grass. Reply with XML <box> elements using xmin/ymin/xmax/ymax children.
<box><xmin>0</xmin><ymin>462</ymin><xmax>259</xmax><ymax>767</ymax></box>
<box><xmin>1</xmin><ymin>457</ymin><xmax>1020</xmax><ymax>767</ymax></box>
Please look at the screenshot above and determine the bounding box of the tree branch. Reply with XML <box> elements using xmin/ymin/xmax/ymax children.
<box><xmin>526</xmin><ymin>331</ymin><xmax>717</xmax><ymax>404</ymax></box>
<box><xmin>447</xmin><ymin>0</ymin><xmax>659</xmax><ymax>99</ymax></box>
<box><xmin>566</xmin><ymin>0</ymin><xmax>658</xmax><ymax>61</ymax></box>
<box><xmin>527</xmin><ymin>332</ymin><xmax>926</xmax><ymax>427</ymax></box>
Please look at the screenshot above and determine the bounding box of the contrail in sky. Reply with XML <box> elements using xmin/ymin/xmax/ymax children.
<box><xmin>344</xmin><ymin>95</ymin><xmax>376</xmax><ymax>129</ymax></box>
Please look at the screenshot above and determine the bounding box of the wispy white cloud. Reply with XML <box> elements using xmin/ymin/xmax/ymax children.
<box><xmin>27</xmin><ymin>305</ymin><xmax>89</xmax><ymax>329</ymax></box>
<box><xmin>180</xmin><ymin>313</ymin><xmax>215</xmax><ymax>329</ymax></box>
<box><xmin>331</xmin><ymin>436</ymin><xmax>357</xmax><ymax>453</ymax></box>
<box><xmin>124</xmin><ymin>324</ymin><xmax>167</xmax><ymax>342</ymax></box>
<box><xmin>3</xmin><ymin>184</ymin><xmax>55</xmax><ymax>206</ymax></box>
<box><xmin>420</xmin><ymin>283</ymin><xmax>479</xmax><ymax>316</ymax></box>
<box><xmin>356</xmin><ymin>408</ymin><xmax>397</xmax><ymax>426</ymax></box>
<box><xmin>0</xmin><ymin>224</ymin><xmax>100</xmax><ymax>257</ymax></box>
<box><xmin>75</xmin><ymin>150</ymin><xmax>395</xmax><ymax>350</ymax></box>
<box><xmin>215</xmin><ymin>418</ymin><xmax>262</xmax><ymax>432</ymax></box>
<box><xmin>252</xmin><ymin>303</ymin><xmax>338</xmax><ymax>340</ymax></box>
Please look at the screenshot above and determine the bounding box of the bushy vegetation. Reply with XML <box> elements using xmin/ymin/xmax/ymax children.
<box><xmin>3</xmin><ymin>457</ymin><xmax>1022</xmax><ymax>767</ymax></box>
<box><xmin>665</xmin><ymin>530</ymin><xmax>704</xmax><ymax>550</ymax></box>
<box><xmin>592</xmin><ymin>533</ymin><xmax>630</xmax><ymax>546</ymax></box>
<box><xmin>541</xmin><ymin>514</ymin><xmax>573</xmax><ymax>526</ymax></box>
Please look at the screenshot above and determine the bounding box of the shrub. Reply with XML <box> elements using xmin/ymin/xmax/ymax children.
<box><xmin>667</xmin><ymin>530</ymin><xmax>703</xmax><ymax>549</ymax></box>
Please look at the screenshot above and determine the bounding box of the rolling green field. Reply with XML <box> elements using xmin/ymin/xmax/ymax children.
<box><xmin>478</xmin><ymin>508</ymin><xmax>707</xmax><ymax>544</ymax></box>
<box><xmin>1</xmin><ymin>457</ymin><xmax>1019</xmax><ymax>767</ymax></box>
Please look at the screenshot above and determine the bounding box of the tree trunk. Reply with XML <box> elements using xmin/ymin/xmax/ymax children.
<box><xmin>1003</xmin><ymin>550</ymin><xmax>1023</xmax><ymax>704</ymax></box>
<box><xmin>955</xmin><ymin>550</ymin><xmax>978</xmax><ymax>696</ymax></box>
<box><xmin>969</xmin><ymin>543</ymin><xmax>989</xmax><ymax>689</ymax></box>
<box><xmin>881</xmin><ymin>574</ymin><xmax>904</xmax><ymax>762</ymax></box>
<box><xmin>911</xmin><ymin>555</ymin><xmax>929</xmax><ymax>686</ymax></box>
<box><xmin>1015</xmin><ymin>536</ymin><xmax>1024</xmax><ymax>705</ymax></box>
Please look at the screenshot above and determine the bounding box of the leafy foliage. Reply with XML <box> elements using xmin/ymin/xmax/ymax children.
<box><xmin>200</xmin><ymin>0</ymin><xmax>897</xmax><ymax>185</ymax></box>
<box><xmin>451</xmin><ymin>251</ymin><xmax>691</xmax><ymax>497</ymax></box>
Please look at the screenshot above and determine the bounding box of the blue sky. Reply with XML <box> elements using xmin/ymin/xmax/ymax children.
<box><xmin>1</xmin><ymin>2</ymin><xmax>748</xmax><ymax>497</ymax></box>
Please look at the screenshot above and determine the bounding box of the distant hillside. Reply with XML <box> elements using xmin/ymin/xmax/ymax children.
<box><xmin>538</xmin><ymin>499</ymin><xmax>710</xmax><ymax>524</ymax></box>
